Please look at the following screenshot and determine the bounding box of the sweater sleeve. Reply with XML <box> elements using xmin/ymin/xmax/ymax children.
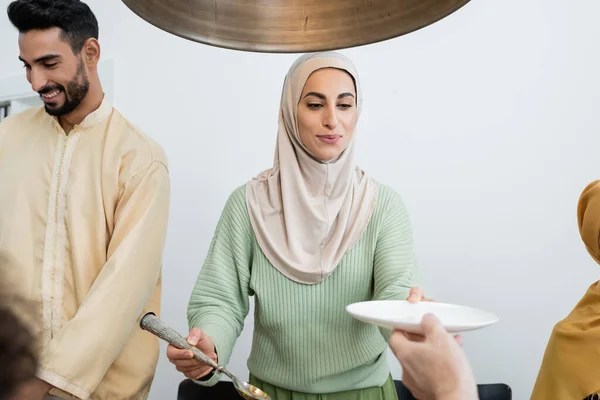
<box><xmin>372</xmin><ymin>186</ymin><xmax>419</xmax><ymax>341</ymax></box>
<box><xmin>187</xmin><ymin>186</ymin><xmax>253</xmax><ymax>386</ymax></box>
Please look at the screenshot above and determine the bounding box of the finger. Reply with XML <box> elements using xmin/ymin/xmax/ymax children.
<box><xmin>175</xmin><ymin>358</ymin><xmax>207</xmax><ymax>368</ymax></box>
<box><xmin>177</xmin><ymin>363</ymin><xmax>204</xmax><ymax>373</ymax></box>
<box><xmin>403</xmin><ymin>331</ymin><xmax>426</xmax><ymax>342</ymax></box>
<box><xmin>407</xmin><ymin>287</ymin><xmax>423</xmax><ymax>303</ymax></box>
<box><xmin>390</xmin><ymin>328</ymin><xmax>425</xmax><ymax>342</ymax></box>
<box><xmin>184</xmin><ymin>367</ymin><xmax>213</xmax><ymax>379</ymax></box>
<box><xmin>195</xmin><ymin>330</ymin><xmax>214</xmax><ymax>350</ymax></box>
<box><xmin>175</xmin><ymin>351</ymin><xmax>217</xmax><ymax>367</ymax></box>
<box><xmin>177</xmin><ymin>364</ymin><xmax>211</xmax><ymax>374</ymax></box>
<box><xmin>423</xmin><ymin>297</ymin><xmax>436</xmax><ymax>302</ymax></box>
<box><xmin>389</xmin><ymin>330</ymin><xmax>421</xmax><ymax>359</ymax></box>
<box><xmin>187</xmin><ymin>327</ymin><xmax>204</xmax><ymax>346</ymax></box>
<box><xmin>454</xmin><ymin>334</ymin><xmax>464</xmax><ymax>347</ymax></box>
<box><xmin>420</xmin><ymin>313</ymin><xmax>445</xmax><ymax>337</ymax></box>
<box><xmin>167</xmin><ymin>346</ymin><xmax>194</xmax><ymax>361</ymax></box>
<box><xmin>389</xmin><ymin>330</ymin><xmax>411</xmax><ymax>354</ymax></box>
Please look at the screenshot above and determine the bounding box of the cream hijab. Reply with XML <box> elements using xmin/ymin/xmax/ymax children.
<box><xmin>245</xmin><ymin>52</ymin><xmax>379</xmax><ymax>284</ymax></box>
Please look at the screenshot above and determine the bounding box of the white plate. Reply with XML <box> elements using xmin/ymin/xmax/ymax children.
<box><xmin>346</xmin><ymin>300</ymin><xmax>499</xmax><ymax>334</ymax></box>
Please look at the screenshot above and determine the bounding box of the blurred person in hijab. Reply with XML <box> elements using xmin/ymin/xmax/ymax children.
<box><xmin>532</xmin><ymin>180</ymin><xmax>600</xmax><ymax>400</ymax></box>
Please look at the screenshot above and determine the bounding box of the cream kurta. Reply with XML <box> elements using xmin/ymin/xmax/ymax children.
<box><xmin>0</xmin><ymin>98</ymin><xmax>170</xmax><ymax>400</ymax></box>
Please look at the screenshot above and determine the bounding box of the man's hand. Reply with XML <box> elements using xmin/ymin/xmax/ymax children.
<box><xmin>389</xmin><ymin>313</ymin><xmax>478</xmax><ymax>400</ymax></box>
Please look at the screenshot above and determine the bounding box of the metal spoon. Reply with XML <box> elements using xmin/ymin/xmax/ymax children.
<box><xmin>139</xmin><ymin>312</ymin><xmax>271</xmax><ymax>400</ymax></box>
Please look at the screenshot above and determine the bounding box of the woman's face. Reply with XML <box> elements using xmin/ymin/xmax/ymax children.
<box><xmin>297</xmin><ymin>68</ymin><xmax>357</xmax><ymax>161</ymax></box>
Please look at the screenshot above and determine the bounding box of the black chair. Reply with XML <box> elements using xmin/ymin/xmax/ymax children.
<box><xmin>393</xmin><ymin>380</ymin><xmax>512</xmax><ymax>400</ymax></box>
<box><xmin>178</xmin><ymin>379</ymin><xmax>512</xmax><ymax>399</ymax></box>
<box><xmin>178</xmin><ymin>379</ymin><xmax>239</xmax><ymax>399</ymax></box>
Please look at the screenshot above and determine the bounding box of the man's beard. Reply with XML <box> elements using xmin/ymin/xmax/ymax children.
<box><xmin>39</xmin><ymin>58</ymin><xmax>90</xmax><ymax>117</ymax></box>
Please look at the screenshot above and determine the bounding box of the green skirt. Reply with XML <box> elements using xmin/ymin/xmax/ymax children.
<box><xmin>249</xmin><ymin>374</ymin><xmax>398</xmax><ymax>400</ymax></box>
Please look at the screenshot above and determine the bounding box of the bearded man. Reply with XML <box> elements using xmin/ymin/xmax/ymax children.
<box><xmin>1</xmin><ymin>1</ymin><xmax>171</xmax><ymax>399</ymax></box>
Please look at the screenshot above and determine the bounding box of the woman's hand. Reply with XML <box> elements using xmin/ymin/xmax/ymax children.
<box><xmin>166</xmin><ymin>327</ymin><xmax>218</xmax><ymax>379</ymax></box>
<box><xmin>406</xmin><ymin>286</ymin><xmax>434</xmax><ymax>303</ymax></box>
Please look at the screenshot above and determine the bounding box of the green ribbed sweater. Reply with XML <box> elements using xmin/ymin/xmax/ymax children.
<box><xmin>187</xmin><ymin>183</ymin><xmax>422</xmax><ymax>394</ymax></box>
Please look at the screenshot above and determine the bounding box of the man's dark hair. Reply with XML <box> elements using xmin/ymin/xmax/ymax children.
<box><xmin>7</xmin><ymin>0</ymin><xmax>99</xmax><ymax>54</ymax></box>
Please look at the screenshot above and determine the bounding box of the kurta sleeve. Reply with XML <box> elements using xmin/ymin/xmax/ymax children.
<box><xmin>37</xmin><ymin>160</ymin><xmax>170</xmax><ymax>399</ymax></box>
<box><xmin>187</xmin><ymin>187</ymin><xmax>253</xmax><ymax>387</ymax></box>
<box><xmin>372</xmin><ymin>186</ymin><xmax>422</xmax><ymax>341</ymax></box>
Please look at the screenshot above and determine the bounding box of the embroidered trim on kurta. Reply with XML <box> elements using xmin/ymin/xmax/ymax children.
<box><xmin>51</xmin><ymin>133</ymin><xmax>80</xmax><ymax>335</ymax></box>
<box><xmin>41</xmin><ymin>132</ymin><xmax>80</xmax><ymax>343</ymax></box>
<box><xmin>39</xmin><ymin>368</ymin><xmax>90</xmax><ymax>400</ymax></box>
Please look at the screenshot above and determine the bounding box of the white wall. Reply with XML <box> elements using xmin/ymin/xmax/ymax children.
<box><xmin>2</xmin><ymin>0</ymin><xmax>600</xmax><ymax>398</ymax></box>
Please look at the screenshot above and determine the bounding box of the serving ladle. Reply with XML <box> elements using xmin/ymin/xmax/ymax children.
<box><xmin>140</xmin><ymin>312</ymin><xmax>271</xmax><ymax>400</ymax></box>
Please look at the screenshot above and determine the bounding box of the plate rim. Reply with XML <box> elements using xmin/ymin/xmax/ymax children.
<box><xmin>345</xmin><ymin>299</ymin><xmax>499</xmax><ymax>331</ymax></box>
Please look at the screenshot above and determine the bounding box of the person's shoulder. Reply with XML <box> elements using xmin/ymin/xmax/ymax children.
<box><xmin>375</xmin><ymin>183</ymin><xmax>408</xmax><ymax>212</ymax></box>
<box><xmin>0</xmin><ymin>106</ymin><xmax>48</xmax><ymax>134</ymax></box>
<box><xmin>230</xmin><ymin>184</ymin><xmax>247</xmax><ymax>200</ymax></box>
<box><xmin>109</xmin><ymin>108</ymin><xmax>168</xmax><ymax>167</ymax></box>
<box><xmin>215</xmin><ymin>185</ymin><xmax>254</xmax><ymax>241</ymax></box>
<box><xmin>223</xmin><ymin>184</ymin><xmax>248</xmax><ymax>214</ymax></box>
<box><xmin>5</xmin><ymin>106</ymin><xmax>45</xmax><ymax>121</ymax></box>
<box><xmin>108</xmin><ymin>109</ymin><xmax>169</xmax><ymax>184</ymax></box>
<box><xmin>370</xmin><ymin>182</ymin><xmax>413</xmax><ymax>233</ymax></box>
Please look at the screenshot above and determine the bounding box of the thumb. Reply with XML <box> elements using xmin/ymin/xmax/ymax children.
<box><xmin>389</xmin><ymin>330</ymin><xmax>416</xmax><ymax>358</ymax></box>
<box><xmin>420</xmin><ymin>313</ymin><xmax>445</xmax><ymax>338</ymax></box>
<box><xmin>407</xmin><ymin>286</ymin><xmax>422</xmax><ymax>303</ymax></box>
<box><xmin>187</xmin><ymin>327</ymin><xmax>203</xmax><ymax>346</ymax></box>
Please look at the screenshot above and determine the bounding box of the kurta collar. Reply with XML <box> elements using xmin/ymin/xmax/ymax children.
<box><xmin>50</xmin><ymin>95</ymin><xmax>113</xmax><ymax>133</ymax></box>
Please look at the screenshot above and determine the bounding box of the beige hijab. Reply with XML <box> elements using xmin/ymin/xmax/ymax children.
<box><xmin>245</xmin><ymin>52</ymin><xmax>378</xmax><ymax>285</ymax></box>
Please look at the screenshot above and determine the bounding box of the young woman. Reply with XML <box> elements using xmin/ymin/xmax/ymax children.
<box><xmin>168</xmin><ymin>51</ymin><xmax>429</xmax><ymax>400</ymax></box>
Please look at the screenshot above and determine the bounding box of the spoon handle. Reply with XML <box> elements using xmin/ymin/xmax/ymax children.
<box><xmin>140</xmin><ymin>312</ymin><xmax>220</xmax><ymax>370</ymax></box>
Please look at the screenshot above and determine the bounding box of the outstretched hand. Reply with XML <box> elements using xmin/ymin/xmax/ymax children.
<box><xmin>389</xmin><ymin>314</ymin><xmax>478</xmax><ymax>400</ymax></box>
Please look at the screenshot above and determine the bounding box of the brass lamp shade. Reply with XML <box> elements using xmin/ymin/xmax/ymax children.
<box><xmin>121</xmin><ymin>0</ymin><xmax>471</xmax><ymax>53</ymax></box>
